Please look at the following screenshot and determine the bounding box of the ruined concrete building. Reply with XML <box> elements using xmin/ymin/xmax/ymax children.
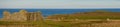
<box><xmin>1</xmin><ymin>10</ymin><xmax>43</xmax><ymax>21</ymax></box>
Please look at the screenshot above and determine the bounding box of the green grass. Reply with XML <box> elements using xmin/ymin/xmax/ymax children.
<box><xmin>0</xmin><ymin>20</ymin><xmax>110</xmax><ymax>27</ymax></box>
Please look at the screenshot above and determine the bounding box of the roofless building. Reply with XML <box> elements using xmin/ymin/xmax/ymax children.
<box><xmin>1</xmin><ymin>10</ymin><xmax>43</xmax><ymax>22</ymax></box>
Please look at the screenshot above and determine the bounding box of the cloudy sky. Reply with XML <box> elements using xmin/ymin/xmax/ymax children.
<box><xmin>0</xmin><ymin>0</ymin><xmax>120</xmax><ymax>8</ymax></box>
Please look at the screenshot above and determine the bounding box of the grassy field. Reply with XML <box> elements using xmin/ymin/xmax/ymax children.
<box><xmin>0</xmin><ymin>20</ymin><xmax>111</xmax><ymax>27</ymax></box>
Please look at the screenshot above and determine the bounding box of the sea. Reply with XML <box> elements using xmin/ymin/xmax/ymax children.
<box><xmin>0</xmin><ymin>8</ymin><xmax>120</xmax><ymax>18</ymax></box>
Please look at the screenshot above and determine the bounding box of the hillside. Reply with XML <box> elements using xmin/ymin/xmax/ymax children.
<box><xmin>46</xmin><ymin>11</ymin><xmax>120</xmax><ymax>20</ymax></box>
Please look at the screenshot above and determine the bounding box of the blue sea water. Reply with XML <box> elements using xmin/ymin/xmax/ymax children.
<box><xmin>0</xmin><ymin>8</ymin><xmax>120</xmax><ymax>18</ymax></box>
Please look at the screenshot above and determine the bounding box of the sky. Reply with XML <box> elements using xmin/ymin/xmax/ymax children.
<box><xmin>0</xmin><ymin>0</ymin><xmax>120</xmax><ymax>8</ymax></box>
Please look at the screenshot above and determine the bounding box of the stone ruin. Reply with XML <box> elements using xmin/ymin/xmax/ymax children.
<box><xmin>1</xmin><ymin>10</ymin><xmax>43</xmax><ymax>22</ymax></box>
